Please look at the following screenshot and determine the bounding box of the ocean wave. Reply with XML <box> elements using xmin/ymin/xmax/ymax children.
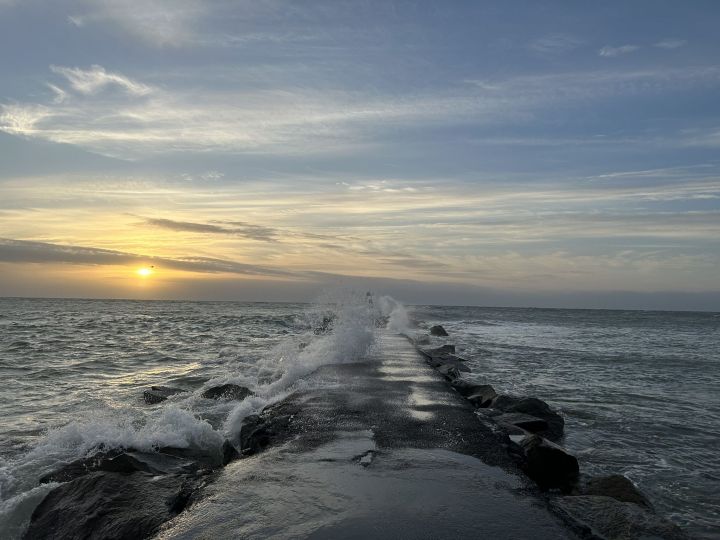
<box><xmin>0</xmin><ymin>290</ymin><xmax>409</xmax><ymax>539</ymax></box>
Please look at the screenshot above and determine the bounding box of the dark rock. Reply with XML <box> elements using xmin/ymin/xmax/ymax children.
<box><xmin>466</xmin><ymin>385</ymin><xmax>498</xmax><ymax>408</ymax></box>
<box><xmin>201</xmin><ymin>383</ymin><xmax>253</xmax><ymax>401</ymax></box>
<box><xmin>579</xmin><ymin>475</ymin><xmax>653</xmax><ymax>509</ymax></box>
<box><xmin>23</xmin><ymin>472</ymin><xmax>192</xmax><ymax>540</ymax></box>
<box><xmin>415</xmin><ymin>336</ymin><xmax>430</xmax><ymax>345</ymax></box>
<box><xmin>428</xmin><ymin>357</ymin><xmax>470</xmax><ymax>372</ymax></box>
<box><xmin>143</xmin><ymin>385</ymin><xmax>184</xmax><ymax>404</ymax></box>
<box><xmin>154</xmin><ymin>446</ymin><xmax>224</xmax><ymax>471</ymax></box>
<box><xmin>39</xmin><ymin>450</ymin><xmax>162</xmax><ymax>484</ymax></box>
<box><xmin>435</xmin><ymin>364</ymin><xmax>462</xmax><ymax>380</ymax></box>
<box><xmin>496</xmin><ymin>412</ymin><xmax>549</xmax><ymax>433</ymax></box>
<box><xmin>519</xmin><ymin>434</ymin><xmax>579</xmax><ymax>491</ymax></box>
<box><xmin>492</xmin><ymin>395</ymin><xmax>564</xmax><ymax>441</ymax></box>
<box><xmin>238</xmin><ymin>413</ymin><xmax>294</xmax><ymax>456</ymax></box>
<box><xmin>427</xmin><ymin>344</ymin><xmax>455</xmax><ymax>354</ymax></box>
<box><xmin>424</xmin><ymin>354</ymin><xmax>468</xmax><ymax>369</ymax></box>
<box><xmin>429</xmin><ymin>325</ymin><xmax>449</xmax><ymax>336</ymax></box>
<box><xmin>450</xmin><ymin>379</ymin><xmax>485</xmax><ymax>397</ymax></box>
<box><xmin>553</xmin><ymin>496</ymin><xmax>689</xmax><ymax>540</ymax></box>
<box><xmin>222</xmin><ymin>439</ymin><xmax>240</xmax><ymax>465</ymax></box>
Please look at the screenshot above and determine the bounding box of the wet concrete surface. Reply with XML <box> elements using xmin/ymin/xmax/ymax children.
<box><xmin>155</xmin><ymin>332</ymin><xmax>578</xmax><ymax>539</ymax></box>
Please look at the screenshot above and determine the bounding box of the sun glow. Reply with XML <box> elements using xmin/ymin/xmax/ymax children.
<box><xmin>136</xmin><ymin>266</ymin><xmax>154</xmax><ymax>277</ymax></box>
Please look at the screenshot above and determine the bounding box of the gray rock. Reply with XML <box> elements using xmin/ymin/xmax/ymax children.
<box><xmin>429</xmin><ymin>325</ymin><xmax>448</xmax><ymax>336</ymax></box>
<box><xmin>579</xmin><ymin>475</ymin><xmax>653</xmax><ymax>509</ymax></box>
<box><xmin>24</xmin><ymin>471</ymin><xmax>193</xmax><ymax>540</ymax></box>
<box><xmin>143</xmin><ymin>385</ymin><xmax>184</xmax><ymax>404</ymax></box>
<box><xmin>426</xmin><ymin>344</ymin><xmax>455</xmax><ymax>354</ymax></box>
<box><xmin>201</xmin><ymin>383</ymin><xmax>253</xmax><ymax>401</ymax></box>
<box><xmin>450</xmin><ymin>379</ymin><xmax>486</xmax><ymax>397</ymax></box>
<box><xmin>496</xmin><ymin>412</ymin><xmax>548</xmax><ymax>433</ymax></box>
<box><xmin>222</xmin><ymin>439</ymin><xmax>240</xmax><ymax>465</ymax></box>
<box><xmin>492</xmin><ymin>395</ymin><xmax>564</xmax><ymax>441</ymax></box>
<box><xmin>39</xmin><ymin>449</ymin><xmax>158</xmax><ymax>484</ymax></box>
<box><xmin>238</xmin><ymin>412</ymin><xmax>294</xmax><ymax>456</ymax></box>
<box><xmin>553</xmin><ymin>496</ymin><xmax>689</xmax><ymax>539</ymax></box>
<box><xmin>519</xmin><ymin>434</ymin><xmax>579</xmax><ymax>491</ymax></box>
<box><xmin>435</xmin><ymin>363</ymin><xmax>465</xmax><ymax>380</ymax></box>
<box><xmin>466</xmin><ymin>385</ymin><xmax>498</xmax><ymax>408</ymax></box>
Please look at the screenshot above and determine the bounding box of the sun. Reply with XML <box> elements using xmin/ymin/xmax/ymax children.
<box><xmin>136</xmin><ymin>266</ymin><xmax>154</xmax><ymax>277</ymax></box>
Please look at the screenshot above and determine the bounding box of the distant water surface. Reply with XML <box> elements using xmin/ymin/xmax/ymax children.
<box><xmin>0</xmin><ymin>298</ymin><xmax>718</xmax><ymax>538</ymax></box>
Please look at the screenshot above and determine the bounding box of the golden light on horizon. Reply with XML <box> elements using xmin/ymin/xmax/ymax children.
<box><xmin>136</xmin><ymin>266</ymin><xmax>154</xmax><ymax>277</ymax></box>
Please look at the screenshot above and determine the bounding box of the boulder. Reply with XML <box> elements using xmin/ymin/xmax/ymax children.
<box><xmin>143</xmin><ymin>385</ymin><xmax>184</xmax><ymax>404</ymax></box>
<box><xmin>39</xmin><ymin>446</ymin><xmax>221</xmax><ymax>486</ymax></box>
<box><xmin>492</xmin><ymin>395</ymin><xmax>564</xmax><ymax>441</ymax></box>
<box><xmin>425</xmin><ymin>355</ymin><xmax>467</xmax><ymax>369</ymax></box>
<box><xmin>519</xmin><ymin>434</ymin><xmax>579</xmax><ymax>491</ymax></box>
<box><xmin>201</xmin><ymin>383</ymin><xmax>253</xmax><ymax>401</ymax></box>
<box><xmin>552</xmin><ymin>496</ymin><xmax>689</xmax><ymax>540</ymax></box>
<box><xmin>495</xmin><ymin>412</ymin><xmax>548</xmax><ymax>434</ymax></box>
<box><xmin>450</xmin><ymin>379</ymin><xmax>487</xmax><ymax>397</ymax></box>
<box><xmin>153</xmin><ymin>446</ymin><xmax>225</xmax><ymax>471</ymax></box>
<box><xmin>435</xmin><ymin>364</ymin><xmax>467</xmax><ymax>381</ymax></box>
<box><xmin>39</xmin><ymin>450</ymin><xmax>162</xmax><ymax>484</ymax></box>
<box><xmin>426</xmin><ymin>344</ymin><xmax>455</xmax><ymax>354</ymax></box>
<box><xmin>466</xmin><ymin>385</ymin><xmax>497</xmax><ymax>408</ymax></box>
<box><xmin>222</xmin><ymin>439</ymin><xmax>240</xmax><ymax>465</ymax></box>
<box><xmin>579</xmin><ymin>475</ymin><xmax>652</xmax><ymax>509</ymax></box>
<box><xmin>24</xmin><ymin>471</ymin><xmax>192</xmax><ymax>540</ymax></box>
<box><xmin>429</xmin><ymin>325</ymin><xmax>449</xmax><ymax>336</ymax></box>
<box><xmin>238</xmin><ymin>413</ymin><xmax>294</xmax><ymax>456</ymax></box>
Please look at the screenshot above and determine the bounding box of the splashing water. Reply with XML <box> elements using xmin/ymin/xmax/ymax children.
<box><xmin>0</xmin><ymin>292</ymin><xmax>405</xmax><ymax>538</ymax></box>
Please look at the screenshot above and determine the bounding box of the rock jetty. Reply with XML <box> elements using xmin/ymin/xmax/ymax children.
<box><xmin>413</xmin><ymin>326</ymin><xmax>689</xmax><ymax>539</ymax></box>
<box><xmin>21</xmin><ymin>328</ymin><xmax>688</xmax><ymax>540</ymax></box>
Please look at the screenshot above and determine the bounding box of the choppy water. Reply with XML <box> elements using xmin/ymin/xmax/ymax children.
<box><xmin>412</xmin><ymin>305</ymin><xmax>720</xmax><ymax>539</ymax></box>
<box><xmin>0</xmin><ymin>297</ymin><xmax>718</xmax><ymax>538</ymax></box>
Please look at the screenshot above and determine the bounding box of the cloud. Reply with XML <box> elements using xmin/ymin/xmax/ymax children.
<box><xmin>0</xmin><ymin>237</ymin><xmax>295</xmax><ymax>277</ymax></box>
<box><xmin>530</xmin><ymin>34</ymin><xmax>583</xmax><ymax>55</ymax></box>
<box><xmin>654</xmin><ymin>39</ymin><xmax>687</xmax><ymax>49</ymax></box>
<box><xmin>145</xmin><ymin>217</ymin><xmax>278</xmax><ymax>242</ymax></box>
<box><xmin>68</xmin><ymin>0</ymin><xmax>208</xmax><ymax>47</ymax></box>
<box><xmin>598</xmin><ymin>44</ymin><xmax>640</xmax><ymax>57</ymax></box>
<box><xmin>50</xmin><ymin>65</ymin><xmax>154</xmax><ymax>96</ymax></box>
<box><xmin>4</xmin><ymin>63</ymin><xmax>720</xmax><ymax>159</ymax></box>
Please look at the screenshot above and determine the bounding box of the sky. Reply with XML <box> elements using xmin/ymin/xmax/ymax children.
<box><xmin>1</xmin><ymin>0</ymin><xmax>719</xmax><ymax>310</ymax></box>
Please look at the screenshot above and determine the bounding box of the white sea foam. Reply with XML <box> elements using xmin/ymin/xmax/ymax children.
<box><xmin>223</xmin><ymin>289</ymin><xmax>389</xmax><ymax>437</ymax></box>
<box><xmin>379</xmin><ymin>295</ymin><xmax>411</xmax><ymax>333</ymax></box>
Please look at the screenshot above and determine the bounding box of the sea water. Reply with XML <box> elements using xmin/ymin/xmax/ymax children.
<box><xmin>0</xmin><ymin>297</ymin><xmax>718</xmax><ymax>538</ymax></box>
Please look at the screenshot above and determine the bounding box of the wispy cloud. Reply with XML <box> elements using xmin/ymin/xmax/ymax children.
<box><xmin>0</xmin><ymin>237</ymin><xmax>295</xmax><ymax>277</ymax></box>
<box><xmin>3</xmin><ymin>63</ymin><xmax>720</xmax><ymax>159</ymax></box>
<box><xmin>654</xmin><ymin>39</ymin><xmax>687</xmax><ymax>49</ymax></box>
<box><xmin>146</xmin><ymin>217</ymin><xmax>278</xmax><ymax>242</ymax></box>
<box><xmin>530</xmin><ymin>34</ymin><xmax>583</xmax><ymax>55</ymax></box>
<box><xmin>50</xmin><ymin>65</ymin><xmax>154</xmax><ymax>96</ymax></box>
<box><xmin>68</xmin><ymin>0</ymin><xmax>208</xmax><ymax>46</ymax></box>
<box><xmin>599</xmin><ymin>44</ymin><xmax>640</xmax><ymax>57</ymax></box>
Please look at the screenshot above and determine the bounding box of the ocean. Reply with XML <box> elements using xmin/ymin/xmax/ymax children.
<box><xmin>0</xmin><ymin>296</ymin><xmax>718</xmax><ymax>538</ymax></box>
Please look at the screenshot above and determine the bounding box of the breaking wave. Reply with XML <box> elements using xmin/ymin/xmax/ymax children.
<box><xmin>0</xmin><ymin>291</ymin><xmax>408</xmax><ymax>538</ymax></box>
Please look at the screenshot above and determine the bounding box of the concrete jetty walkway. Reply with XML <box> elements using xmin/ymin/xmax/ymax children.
<box><xmin>156</xmin><ymin>332</ymin><xmax>578</xmax><ymax>539</ymax></box>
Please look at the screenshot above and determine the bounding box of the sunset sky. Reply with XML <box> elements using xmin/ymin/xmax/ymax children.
<box><xmin>1</xmin><ymin>1</ymin><xmax>719</xmax><ymax>309</ymax></box>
